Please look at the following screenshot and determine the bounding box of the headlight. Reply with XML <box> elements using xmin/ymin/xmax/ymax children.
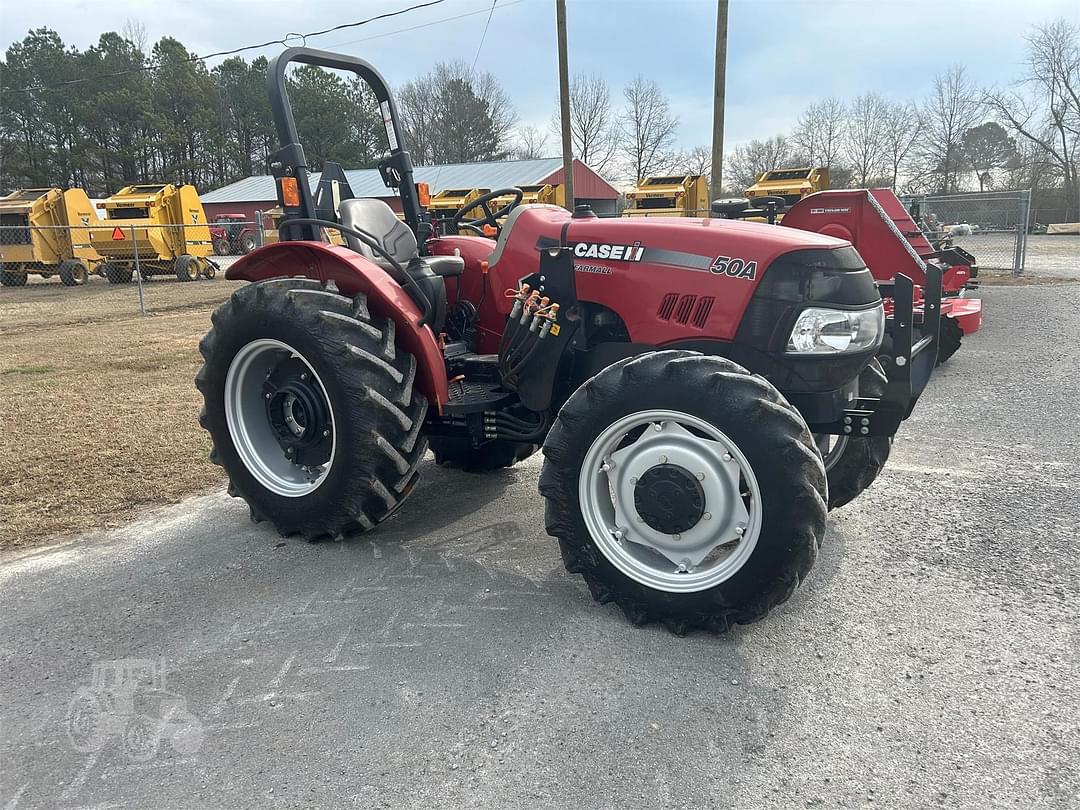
<box><xmin>786</xmin><ymin>304</ymin><xmax>884</xmax><ymax>354</ymax></box>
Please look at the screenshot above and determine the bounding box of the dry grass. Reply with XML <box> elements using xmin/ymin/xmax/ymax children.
<box><xmin>0</xmin><ymin>277</ymin><xmax>246</xmax><ymax>548</ymax></box>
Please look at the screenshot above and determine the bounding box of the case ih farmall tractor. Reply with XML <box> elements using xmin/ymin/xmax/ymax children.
<box><xmin>197</xmin><ymin>49</ymin><xmax>941</xmax><ymax>635</ymax></box>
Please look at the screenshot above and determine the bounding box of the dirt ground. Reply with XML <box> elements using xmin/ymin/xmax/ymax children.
<box><xmin>0</xmin><ymin>236</ymin><xmax>1075</xmax><ymax>548</ymax></box>
<box><xmin>0</xmin><ymin>276</ymin><xmax>244</xmax><ymax>547</ymax></box>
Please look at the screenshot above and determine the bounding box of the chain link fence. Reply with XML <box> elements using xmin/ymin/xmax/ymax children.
<box><xmin>899</xmin><ymin>190</ymin><xmax>1032</xmax><ymax>274</ymax></box>
<box><xmin>0</xmin><ymin>219</ymin><xmax>272</xmax><ymax>313</ymax></box>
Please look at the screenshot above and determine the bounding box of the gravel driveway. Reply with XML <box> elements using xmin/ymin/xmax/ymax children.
<box><xmin>1</xmin><ymin>283</ymin><xmax>1077</xmax><ymax>809</ymax></box>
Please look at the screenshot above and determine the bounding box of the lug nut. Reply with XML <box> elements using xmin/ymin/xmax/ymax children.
<box><xmin>672</xmin><ymin>533</ymin><xmax>681</xmax><ymax>541</ymax></box>
<box><xmin>300</xmin><ymin>372</ymin><xmax>308</xmax><ymax>380</ymax></box>
<box><xmin>844</xmin><ymin>416</ymin><xmax>852</xmax><ymax>425</ymax></box>
<box><xmin>843</xmin><ymin>426</ymin><xmax>853</xmax><ymax>434</ymax></box>
<box><xmin>696</xmin><ymin>472</ymin><xmax>705</xmax><ymax>481</ymax></box>
<box><xmin>703</xmin><ymin>512</ymin><xmax>712</xmax><ymax>521</ymax></box>
<box><xmin>860</xmin><ymin>427</ymin><xmax>869</xmax><ymax>435</ymax></box>
<box><xmin>323</xmin><ymin>429</ymin><xmax>330</xmax><ymax>437</ymax></box>
<box><xmin>658</xmin><ymin>455</ymin><xmax>668</xmax><ymax>464</ymax></box>
<box><xmin>722</xmin><ymin>453</ymin><xmax>733</xmax><ymax>462</ymax></box>
<box><xmin>654</xmin><ymin>423</ymin><xmax>663</xmax><ymax>432</ymax></box>
<box><xmin>735</xmin><ymin>525</ymin><xmax>745</xmax><ymax>536</ymax></box>
<box><xmin>265</xmin><ymin>392</ymin><xmax>271</xmax><ymax>399</ymax></box>
<box><xmin>629</xmin><ymin>477</ymin><xmax>638</xmax><ymax>485</ymax></box>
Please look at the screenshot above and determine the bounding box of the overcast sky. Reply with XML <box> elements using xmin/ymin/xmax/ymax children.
<box><xmin>3</xmin><ymin>0</ymin><xmax>1076</xmax><ymax>153</ymax></box>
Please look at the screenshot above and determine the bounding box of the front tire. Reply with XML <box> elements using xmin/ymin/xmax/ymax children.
<box><xmin>539</xmin><ymin>351</ymin><xmax>827</xmax><ymax>635</ymax></box>
<box><xmin>196</xmin><ymin>278</ymin><xmax>428</xmax><ymax>539</ymax></box>
<box><xmin>815</xmin><ymin>358</ymin><xmax>893</xmax><ymax>510</ymax></box>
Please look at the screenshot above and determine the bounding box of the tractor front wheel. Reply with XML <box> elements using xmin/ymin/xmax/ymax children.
<box><xmin>59</xmin><ymin>259</ymin><xmax>88</xmax><ymax>287</ymax></box>
<box><xmin>196</xmin><ymin>278</ymin><xmax>428</xmax><ymax>539</ymax></box>
<box><xmin>240</xmin><ymin>233</ymin><xmax>258</xmax><ymax>254</ymax></box>
<box><xmin>814</xmin><ymin>358</ymin><xmax>893</xmax><ymax>510</ymax></box>
<box><xmin>539</xmin><ymin>350</ymin><xmax>827</xmax><ymax>635</ymax></box>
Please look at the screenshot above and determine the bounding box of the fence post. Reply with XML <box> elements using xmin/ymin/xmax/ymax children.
<box><xmin>255</xmin><ymin>210</ymin><xmax>264</xmax><ymax>247</ymax></box>
<box><xmin>131</xmin><ymin>225</ymin><xmax>146</xmax><ymax>315</ymax></box>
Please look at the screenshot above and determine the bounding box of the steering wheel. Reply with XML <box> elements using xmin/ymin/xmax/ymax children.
<box><xmin>452</xmin><ymin>188</ymin><xmax>524</xmax><ymax>236</ymax></box>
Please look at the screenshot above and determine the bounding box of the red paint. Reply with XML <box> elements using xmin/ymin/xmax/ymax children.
<box><xmin>484</xmin><ymin>207</ymin><xmax>850</xmax><ymax>345</ymax></box>
<box><xmin>225</xmin><ymin>241</ymin><xmax>449</xmax><ymax>410</ymax></box>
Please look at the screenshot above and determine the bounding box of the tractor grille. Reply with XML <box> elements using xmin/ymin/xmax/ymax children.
<box><xmin>692</xmin><ymin>296</ymin><xmax>715</xmax><ymax>328</ymax></box>
<box><xmin>658</xmin><ymin>293</ymin><xmax>714</xmax><ymax>329</ymax></box>
<box><xmin>657</xmin><ymin>293</ymin><xmax>679</xmax><ymax>320</ymax></box>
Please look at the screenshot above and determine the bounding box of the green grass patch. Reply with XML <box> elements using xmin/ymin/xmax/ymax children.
<box><xmin>2</xmin><ymin>364</ymin><xmax>57</xmax><ymax>376</ymax></box>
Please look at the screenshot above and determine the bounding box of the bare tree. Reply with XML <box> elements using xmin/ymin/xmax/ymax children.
<box><xmin>397</xmin><ymin>61</ymin><xmax>517</xmax><ymax>165</ymax></box>
<box><xmin>678</xmin><ymin>145</ymin><xmax>712</xmax><ymax>177</ymax></box>
<box><xmin>725</xmin><ymin>135</ymin><xmax>794</xmax><ymax>190</ymax></box>
<box><xmin>618</xmin><ymin>75</ymin><xmax>678</xmax><ymax>181</ymax></box>
<box><xmin>919</xmin><ymin>64</ymin><xmax>981</xmax><ymax>193</ymax></box>
<box><xmin>984</xmin><ymin>18</ymin><xmax>1079</xmax><ymax>217</ymax></box>
<box><xmin>512</xmin><ymin>125</ymin><xmax>550</xmax><ymax>160</ymax></box>
<box><xmin>122</xmin><ymin>19</ymin><xmax>148</xmax><ymax>53</ymax></box>
<box><xmin>844</xmin><ymin>92</ymin><xmax>889</xmax><ymax>187</ymax></box>
<box><xmin>554</xmin><ymin>72</ymin><xmax>619</xmax><ymax>174</ymax></box>
<box><xmin>793</xmin><ymin>97</ymin><xmax>846</xmax><ymax>168</ymax></box>
<box><xmin>880</xmin><ymin>100</ymin><xmax>922</xmax><ymax>190</ymax></box>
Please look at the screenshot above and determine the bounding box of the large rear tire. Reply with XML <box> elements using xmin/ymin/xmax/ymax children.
<box><xmin>539</xmin><ymin>350</ymin><xmax>827</xmax><ymax>635</ymax></box>
<box><xmin>815</xmin><ymin>358</ymin><xmax>893</xmax><ymax>510</ymax></box>
<box><xmin>196</xmin><ymin>278</ymin><xmax>428</xmax><ymax>539</ymax></box>
<box><xmin>429</xmin><ymin>437</ymin><xmax>537</xmax><ymax>472</ymax></box>
<box><xmin>59</xmin><ymin>259</ymin><xmax>88</xmax><ymax>287</ymax></box>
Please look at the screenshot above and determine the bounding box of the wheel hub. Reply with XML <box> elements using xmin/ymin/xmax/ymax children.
<box><xmin>634</xmin><ymin>464</ymin><xmax>705</xmax><ymax>535</ymax></box>
<box><xmin>264</xmin><ymin>357</ymin><xmax>332</xmax><ymax>467</ymax></box>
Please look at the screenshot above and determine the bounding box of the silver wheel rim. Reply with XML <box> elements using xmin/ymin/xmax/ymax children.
<box><xmin>224</xmin><ymin>338</ymin><xmax>336</xmax><ymax>497</ymax></box>
<box><xmin>814</xmin><ymin>434</ymin><xmax>849</xmax><ymax>473</ymax></box>
<box><xmin>577</xmin><ymin>409</ymin><xmax>762</xmax><ymax>593</ymax></box>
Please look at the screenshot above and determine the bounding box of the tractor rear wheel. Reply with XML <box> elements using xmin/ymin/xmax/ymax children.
<box><xmin>429</xmin><ymin>437</ymin><xmax>537</xmax><ymax>472</ymax></box>
<box><xmin>213</xmin><ymin>238</ymin><xmax>231</xmax><ymax>256</ymax></box>
<box><xmin>539</xmin><ymin>350</ymin><xmax>827</xmax><ymax>635</ymax></box>
<box><xmin>0</xmin><ymin>267</ymin><xmax>27</xmax><ymax>287</ymax></box>
<box><xmin>240</xmin><ymin>233</ymin><xmax>258</xmax><ymax>254</ymax></box>
<box><xmin>102</xmin><ymin>262</ymin><xmax>133</xmax><ymax>284</ymax></box>
<box><xmin>196</xmin><ymin>278</ymin><xmax>428</xmax><ymax>539</ymax></box>
<box><xmin>814</xmin><ymin>358</ymin><xmax>893</xmax><ymax>510</ymax></box>
<box><xmin>59</xmin><ymin>259</ymin><xmax>88</xmax><ymax>287</ymax></box>
<box><xmin>936</xmin><ymin>316</ymin><xmax>963</xmax><ymax>365</ymax></box>
<box><xmin>175</xmin><ymin>254</ymin><xmax>199</xmax><ymax>282</ymax></box>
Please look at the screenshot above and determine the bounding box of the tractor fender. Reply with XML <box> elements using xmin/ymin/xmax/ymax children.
<box><xmin>225</xmin><ymin>241</ymin><xmax>449</xmax><ymax>411</ymax></box>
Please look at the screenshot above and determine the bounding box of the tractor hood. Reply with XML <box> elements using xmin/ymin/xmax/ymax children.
<box><xmin>488</xmin><ymin>205</ymin><xmax>871</xmax><ymax>346</ymax></box>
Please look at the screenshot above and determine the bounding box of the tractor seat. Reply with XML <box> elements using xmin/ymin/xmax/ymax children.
<box><xmin>338</xmin><ymin>198</ymin><xmax>464</xmax><ymax>278</ymax></box>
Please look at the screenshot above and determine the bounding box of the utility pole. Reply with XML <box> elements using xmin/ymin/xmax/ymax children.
<box><xmin>556</xmin><ymin>0</ymin><xmax>575</xmax><ymax>211</ymax></box>
<box><xmin>710</xmin><ymin>0</ymin><xmax>729</xmax><ymax>209</ymax></box>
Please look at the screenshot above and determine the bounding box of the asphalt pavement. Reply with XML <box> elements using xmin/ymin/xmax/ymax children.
<box><xmin>1</xmin><ymin>283</ymin><xmax>1078</xmax><ymax>809</ymax></box>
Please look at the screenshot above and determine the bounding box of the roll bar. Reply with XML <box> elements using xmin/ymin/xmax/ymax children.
<box><xmin>265</xmin><ymin>47</ymin><xmax>423</xmax><ymax>239</ymax></box>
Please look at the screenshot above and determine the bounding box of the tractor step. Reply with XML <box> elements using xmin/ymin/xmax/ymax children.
<box><xmin>444</xmin><ymin>378</ymin><xmax>516</xmax><ymax>415</ymax></box>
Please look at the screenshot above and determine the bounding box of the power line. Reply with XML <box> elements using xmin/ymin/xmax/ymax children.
<box><xmin>4</xmin><ymin>0</ymin><xmax>447</xmax><ymax>95</ymax></box>
<box><xmin>472</xmin><ymin>0</ymin><xmax>499</xmax><ymax>71</ymax></box>
<box><xmin>325</xmin><ymin>0</ymin><xmax>525</xmax><ymax>51</ymax></box>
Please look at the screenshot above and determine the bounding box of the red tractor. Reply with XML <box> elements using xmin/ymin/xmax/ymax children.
<box><xmin>209</xmin><ymin>213</ymin><xmax>259</xmax><ymax>256</ymax></box>
<box><xmin>196</xmin><ymin>49</ymin><xmax>941</xmax><ymax>635</ymax></box>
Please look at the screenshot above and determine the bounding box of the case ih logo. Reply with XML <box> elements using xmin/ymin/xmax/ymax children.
<box><xmin>810</xmin><ymin>207</ymin><xmax>851</xmax><ymax>214</ymax></box>
<box><xmin>573</xmin><ymin>241</ymin><xmax>645</xmax><ymax>262</ymax></box>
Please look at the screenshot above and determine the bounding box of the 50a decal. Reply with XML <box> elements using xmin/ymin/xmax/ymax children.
<box><xmin>710</xmin><ymin>255</ymin><xmax>758</xmax><ymax>280</ymax></box>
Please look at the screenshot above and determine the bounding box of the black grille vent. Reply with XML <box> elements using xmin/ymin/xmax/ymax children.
<box><xmin>657</xmin><ymin>293</ymin><xmax>679</xmax><ymax>320</ymax></box>
<box><xmin>674</xmin><ymin>294</ymin><xmax>697</xmax><ymax>324</ymax></box>
<box><xmin>692</xmin><ymin>296</ymin><xmax>715</xmax><ymax>328</ymax></box>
